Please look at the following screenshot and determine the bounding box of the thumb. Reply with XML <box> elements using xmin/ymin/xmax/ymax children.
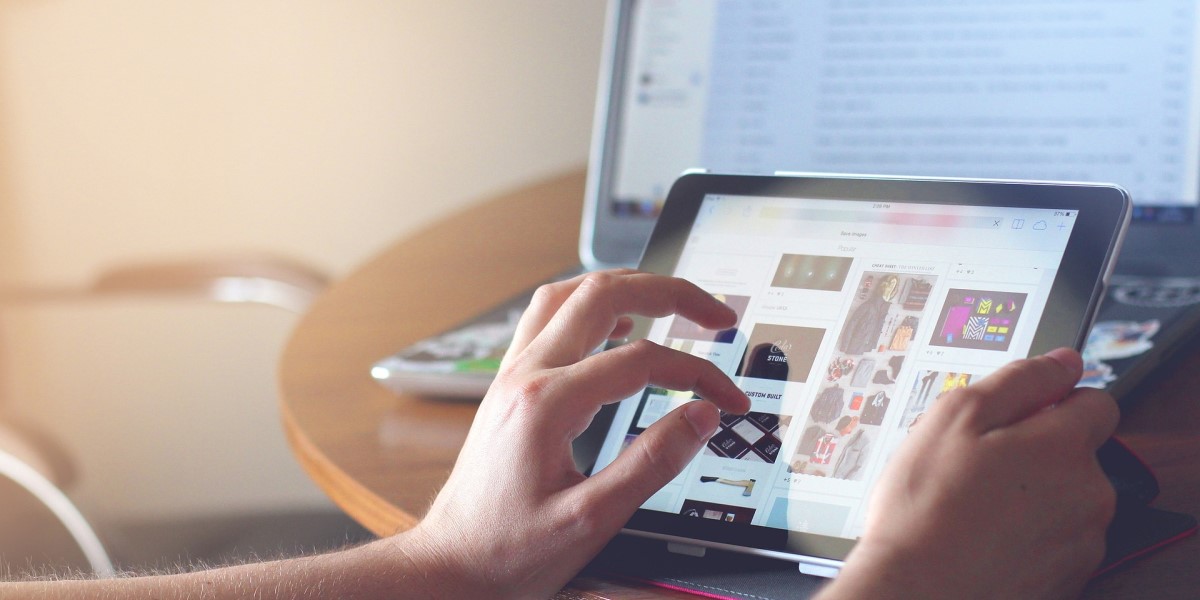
<box><xmin>576</xmin><ymin>400</ymin><xmax>719</xmax><ymax>529</ymax></box>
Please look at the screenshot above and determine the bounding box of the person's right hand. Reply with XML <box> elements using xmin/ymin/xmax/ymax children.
<box><xmin>395</xmin><ymin>270</ymin><xmax>749</xmax><ymax>599</ymax></box>
<box><xmin>819</xmin><ymin>348</ymin><xmax>1119</xmax><ymax>600</ymax></box>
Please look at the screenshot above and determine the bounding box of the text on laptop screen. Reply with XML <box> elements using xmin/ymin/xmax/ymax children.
<box><xmin>609</xmin><ymin>0</ymin><xmax>1200</xmax><ymax>223</ymax></box>
<box><xmin>592</xmin><ymin>193</ymin><xmax>1080</xmax><ymax>540</ymax></box>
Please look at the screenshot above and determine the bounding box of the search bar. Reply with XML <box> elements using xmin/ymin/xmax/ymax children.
<box><xmin>759</xmin><ymin>206</ymin><xmax>1006</xmax><ymax>229</ymax></box>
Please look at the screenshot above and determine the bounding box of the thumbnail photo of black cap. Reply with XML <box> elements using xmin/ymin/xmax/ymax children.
<box><xmin>736</xmin><ymin>323</ymin><xmax>825</xmax><ymax>383</ymax></box>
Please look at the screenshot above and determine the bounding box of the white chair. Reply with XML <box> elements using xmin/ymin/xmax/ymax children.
<box><xmin>0</xmin><ymin>254</ymin><xmax>328</xmax><ymax>578</ymax></box>
<box><xmin>3</xmin><ymin>255</ymin><xmax>328</xmax><ymax>313</ymax></box>
<box><xmin>0</xmin><ymin>425</ymin><xmax>114</xmax><ymax>577</ymax></box>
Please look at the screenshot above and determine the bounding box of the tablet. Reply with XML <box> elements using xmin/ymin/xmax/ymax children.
<box><xmin>582</xmin><ymin>172</ymin><xmax>1130</xmax><ymax>577</ymax></box>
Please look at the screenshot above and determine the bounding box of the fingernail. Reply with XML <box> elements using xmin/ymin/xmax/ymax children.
<box><xmin>684</xmin><ymin>401</ymin><xmax>720</xmax><ymax>439</ymax></box>
<box><xmin>1043</xmin><ymin>347</ymin><xmax>1082</xmax><ymax>372</ymax></box>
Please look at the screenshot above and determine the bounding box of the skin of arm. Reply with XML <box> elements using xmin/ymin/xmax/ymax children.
<box><xmin>1</xmin><ymin>271</ymin><xmax>1119</xmax><ymax>599</ymax></box>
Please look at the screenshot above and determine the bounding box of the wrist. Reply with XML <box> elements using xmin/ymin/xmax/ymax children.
<box><xmin>362</xmin><ymin>523</ymin><xmax>484</xmax><ymax>599</ymax></box>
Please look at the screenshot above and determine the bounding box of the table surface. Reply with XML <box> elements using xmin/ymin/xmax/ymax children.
<box><xmin>278</xmin><ymin>169</ymin><xmax>1200</xmax><ymax>599</ymax></box>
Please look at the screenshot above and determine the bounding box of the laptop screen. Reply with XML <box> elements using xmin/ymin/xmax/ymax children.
<box><xmin>585</xmin><ymin>0</ymin><xmax>1200</xmax><ymax>268</ymax></box>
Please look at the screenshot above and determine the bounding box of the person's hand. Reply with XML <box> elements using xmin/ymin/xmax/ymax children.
<box><xmin>396</xmin><ymin>270</ymin><xmax>750</xmax><ymax>598</ymax></box>
<box><xmin>819</xmin><ymin>348</ymin><xmax>1119</xmax><ymax>600</ymax></box>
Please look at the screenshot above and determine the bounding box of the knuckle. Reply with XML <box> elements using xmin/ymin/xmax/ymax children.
<box><xmin>621</xmin><ymin>338</ymin><xmax>660</xmax><ymax>358</ymax></box>
<box><xmin>578</xmin><ymin>271</ymin><xmax>620</xmax><ymax>296</ymax></box>
<box><xmin>507</xmin><ymin>373</ymin><xmax>556</xmax><ymax>412</ymax></box>
<box><xmin>530</xmin><ymin>281</ymin><xmax>570</xmax><ymax>310</ymax></box>
<box><xmin>606</xmin><ymin>339</ymin><xmax>662</xmax><ymax>373</ymax></box>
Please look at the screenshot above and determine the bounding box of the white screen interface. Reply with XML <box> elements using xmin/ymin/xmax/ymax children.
<box><xmin>611</xmin><ymin>0</ymin><xmax>1199</xmax><ymax>222</ymax></box>
<box><xmin>593</xmin><ymin>193</ymin><xmax>1079</xmax><ymax>541</ymax></box>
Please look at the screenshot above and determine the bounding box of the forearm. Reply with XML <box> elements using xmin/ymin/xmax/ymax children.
<box><xmin>0</xmin><ymin>530</ymin><xmax>460</xmax><ymax>600</ymax></box>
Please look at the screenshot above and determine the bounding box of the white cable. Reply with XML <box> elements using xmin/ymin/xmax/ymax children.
<box><xmin>0</xmin><ymin>449</ymin><xmax>115</xmax><ymax>578</ymax></box>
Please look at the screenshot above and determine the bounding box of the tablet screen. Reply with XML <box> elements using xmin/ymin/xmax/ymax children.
<box><xmin>589</xmin><ymin>181</ymin><xmax>1106</xmax><ymax>556</ymax></box>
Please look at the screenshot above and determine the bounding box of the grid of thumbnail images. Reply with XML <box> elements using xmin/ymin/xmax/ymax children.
<box><xmin>616</xmin><ymin>253</ymin><xmax>1029</xmax><ymax>525</ymax></box>
<box><xmin>779</xmin><ymin>269</ymin><xmax>936</xmax><ymax>481</ymax></box>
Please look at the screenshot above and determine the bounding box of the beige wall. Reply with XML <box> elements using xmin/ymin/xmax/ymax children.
<box><xmin>0</xmin><ymin>1</ymin><xmax>606</xmax><ymax>520</ymax></box>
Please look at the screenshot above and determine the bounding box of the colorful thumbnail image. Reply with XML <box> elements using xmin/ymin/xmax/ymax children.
<box><xmin>735</xmin><ymin>324</ymin><xmax>825</xmax><ymax>383</ymax></box>
<box><xmin>680</xmin><ymin>500</ymin><xmax>756</xmax><ymax>524</ymax></box>
<box><xmin>931</xmin><ymin>289</ymin><xmax>1027</xmax><ymax>352</ymax></box>
<box><xmin>897</xmin><ymin>370</ymin><xmax>977</xmax><ymax>430</ymax></box>
<box><xmin>771</xmin><ymin>254</ymin><xmax>854</xmax><ymax>292</ymax></box>
<box><xmin>667</xmin><ymin>294</ymin><xmax>750</xmax><ymax>343</ymax></box>
<box><xmin>836</xmin><ymin>272</ymin><xmax>935</xmax><ymax>356</ymax></box>
<box><xmin>705</xmin><ymin>411</ymin><xmax>783</xmax><ymax>463</ymax></box>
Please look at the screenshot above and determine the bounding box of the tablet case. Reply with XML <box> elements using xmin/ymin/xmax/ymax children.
<box><xmin>585</xmin><ymin>437</ymin><xmax>1196</xmax><ymax>600</ymax></box>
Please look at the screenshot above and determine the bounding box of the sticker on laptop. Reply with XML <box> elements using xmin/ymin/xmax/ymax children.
<box><xmin>1084</xmin><ymin>319</ymin><xmax>1160</xmax><ymax>361</ymax></box>
<box><xmin>1109</xmin><ymin>277</ymin><xmax>1200</xmax><ymax>308</ymax></box>
<box><xmin>1078</xmin><ymin>359</ymin><xmax>1118</xmax><ymax>389</ymax></box>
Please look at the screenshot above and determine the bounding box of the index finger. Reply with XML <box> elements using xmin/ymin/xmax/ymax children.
<box><xmin>526</xmin><ymin>271</ymin><xmax>737</xmax><ymax>368</ymax></box>
<box><xmin>505</xmin><ymin>269</ymin><xmax>638</xmax><ymax>363</ymax></box>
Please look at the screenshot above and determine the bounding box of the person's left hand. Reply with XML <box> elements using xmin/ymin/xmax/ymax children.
<box><xmin>398</xmin><ymin>270</ymin><xmax>750</xmax><ymax>598</ymax></box>
<box><xmin>818</xmin><ymin>349</ymin><xmax>1119</xmax><ymax>600</ymax></box>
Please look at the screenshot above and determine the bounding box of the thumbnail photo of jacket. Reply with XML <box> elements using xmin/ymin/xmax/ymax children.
<box><xmin>837</xmin><ymin>274</ymin><xmax>899</xmax><ymax>355</ymax></box>
<box><xmin>810</xmin><ymin>386</ymin><xmax>845</xmax><ymax>424</ymax></box>
<box><xmin>833</xmin><ymin>429</ymin><xmax>871</xmax><ymax>480</ymax></box>
<box><xmin>860</xmin><ymin>391</ymin><xmax>890</xmax><ymax>426</ymax></box>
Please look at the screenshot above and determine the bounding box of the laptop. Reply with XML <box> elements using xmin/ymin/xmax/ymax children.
<box><xmin>374</xmin><ymin>0</ymin><xmax>1200</xmax><ymax>403</ymax></box>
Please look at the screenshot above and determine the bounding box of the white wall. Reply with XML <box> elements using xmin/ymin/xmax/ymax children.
<box><xmin>0</xmin><ymin>1</ymin><xmax>605</xmax><ymax>520</ymax></box>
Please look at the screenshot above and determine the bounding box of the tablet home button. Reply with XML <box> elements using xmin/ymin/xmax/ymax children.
<box><xmin>797</xmin><ymin>562</ymin><xmax>840</xmax><ymax>578</ymax></box>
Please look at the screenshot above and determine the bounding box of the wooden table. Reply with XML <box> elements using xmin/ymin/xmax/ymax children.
<box><xmin>278</xmin><ymin>169</ymin><xmax>1200</xmax><ymax>599</ymax></box>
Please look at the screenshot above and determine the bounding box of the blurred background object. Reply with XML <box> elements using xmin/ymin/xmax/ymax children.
<box><xmin>0</xmin><ymin>421</ymin><xmax>112</xmax><ymax>577</ymax></box>
<box><xmin>0</xmin><ymin>0</ymin><xmax>604</xmax><ymax>574</ymax></box>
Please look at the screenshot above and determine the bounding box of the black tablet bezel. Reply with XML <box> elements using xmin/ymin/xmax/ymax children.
<box><xmin>581</xmin><ymin>172</ymin><xmax>1131</xmax><ymax>562</ymax></box>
